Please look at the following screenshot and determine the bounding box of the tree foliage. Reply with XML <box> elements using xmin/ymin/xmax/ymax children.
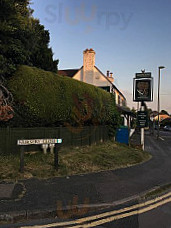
<box><xmin>0</xmin><ymin>80</ymin><xmax>14</xmax><ymax>121</ymax></box>
<box><xmin>160</xmin><ymin>110</ymin><xmax>169</xmax><ymax>116</ymax></box>
<box><xmin>0</xmin><ymin>0</ymin><xmax>58</xmax><ymax>78</ymax></box>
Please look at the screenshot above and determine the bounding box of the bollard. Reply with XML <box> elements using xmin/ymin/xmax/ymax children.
<box><xmin>17</xmin><ymin>138</ymin><xmax>62</xmax><ymax>173</ymax></box>
<box><xmin>41</xmin><ymin>144</ymin><xmax>48</xmax><ymax>154</ymax></box>
<box><xmin>49</xmin><ymin>143</ymin><xmax>55</xmax><ymax>154</ymax></box>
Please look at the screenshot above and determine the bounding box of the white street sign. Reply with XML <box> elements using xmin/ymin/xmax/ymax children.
<box><xmin>17</xmin><ymin>139</ymin><xmax>62</xmax><ymax>145</ymax></box>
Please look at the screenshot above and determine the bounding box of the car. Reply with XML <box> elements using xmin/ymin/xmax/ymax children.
<box><xmin>163</xmin><ymin>125</ymin><xmax>171</xmax><ymax>131</ymax></box>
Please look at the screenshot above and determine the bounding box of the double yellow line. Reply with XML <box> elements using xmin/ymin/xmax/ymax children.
<box><xmin>21</xmin><ymin>191</ymin><xmax>171</xmax><ymax>228</ymax></box>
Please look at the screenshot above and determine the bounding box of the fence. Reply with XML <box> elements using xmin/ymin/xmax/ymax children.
<box><xmin>0</xmin><ymin>125</ymin><xmax>110</xmax><ymax>155</ymax></box>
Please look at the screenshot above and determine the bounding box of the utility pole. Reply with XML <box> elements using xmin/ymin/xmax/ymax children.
<box><xmin>157</xmin><ymin>66</ymin><xmax>165</xmax><ymax>140</ymax></box>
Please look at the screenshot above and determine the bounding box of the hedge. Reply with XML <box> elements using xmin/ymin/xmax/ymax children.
<box><xmin>6</xmin><ymin>65</ymin><xmax>120</xmax><ymax>130</ymax></box>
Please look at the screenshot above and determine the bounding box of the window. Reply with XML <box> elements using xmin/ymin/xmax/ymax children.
<box><xmin>99</xmin><ymin>86</ymin><xmax>110</xmax><ymax>92</ymax></box>
<box><xmin>122</xmin><ymin>99</ymin><xmax>126</xmax><ymax>106</ymax></box>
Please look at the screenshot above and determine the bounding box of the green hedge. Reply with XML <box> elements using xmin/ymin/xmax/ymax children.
<box><xmin>6</xmin><ymin>65</ymin><xmax>120</xmax><ymax>130</ymax></box>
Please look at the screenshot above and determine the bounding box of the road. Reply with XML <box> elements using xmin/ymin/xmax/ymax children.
<box><xmin>84</xmin><ymin>201</ymin><xmax>171</xmax><ymax>228</ymax></box>
<box><xmin>1</xmin><ymin>130</ymin><xmax>171</xmax><ymax>228</ymax></box>
<box><xmin>2</xmin><ymin>192</ymin><xmax>171</xmax><ymax>228</ymax></box>
<box><xmin>82</xmin><ymin>130</ymin><xmax>171</xmax><ymax>228</ymax></box>
<box><xmin>158</xmin><ymin>129</ymin><xmax>171</xmax><ymax>141</ymax></box>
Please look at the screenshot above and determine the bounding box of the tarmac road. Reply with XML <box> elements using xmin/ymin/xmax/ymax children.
<box><xmin>89</xmin><ymin>202</ymin><xmax>171</xmax><ymax>228</ymax></box>
<box><xmin>0</xmin><ymin>130</ymin><xmax>171</xmax><ymax>227</ymax></box>
<box><xmin>2</xmin><ymin>191</ymin><xmax>171</xmax><ymax>228</ymax></box>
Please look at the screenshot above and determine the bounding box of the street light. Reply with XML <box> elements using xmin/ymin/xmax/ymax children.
<box><xmin>157</xmin><ymin>66</ymin><xmax>165</xmax><ymax>139</ymax></box>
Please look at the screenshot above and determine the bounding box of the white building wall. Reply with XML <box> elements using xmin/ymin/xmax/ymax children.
<box><xmin>83</xmin><ymin>70</ymin><xmax>94</xmax><ymax>84</ymax></box>
<box><xmin>73</xmin><ymin>49</ymin><xmax>126</xmax><ymax>107</ymax></box>
<box><xmin>73</xmin><ymin>67</ymin><xmax>126</xmax><ymax>107</ymax></box>
<box><xmin>73</xmin><ymin>69</ymin><xmax>83</xmax><ymax>81</ymax></box>
<box><xmin>93</xmin><ymin>68</ymin><xmax>112</xmax><ymax>87</ymax></box>
<box><xmin>73</xmin><ymin>67</ymin><xmax>115</xmax><ymax>94</ymax></box>
<box><xmin>73</xmin><ymin>68</ymin><xmax>95</xmax><ymax>85</ymax></box>
<box><xmin>115</xmin><ymin>92</ymin><xmax>119</xmax><ymax>104</ymax></box>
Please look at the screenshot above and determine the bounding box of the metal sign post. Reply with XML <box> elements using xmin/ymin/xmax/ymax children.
<box><xmin>54</xmin><ymin>144</ymin><xmax>60</xmax><ymax>171</ymax></box>
<box><xmin>17</xmin><ymin>138</ymin><xmax>62</xmax><ymax>173</ymax></box>
<box><xmin>140</xmin><ymin>102</ymin><xmax>145</xmax><ymax>151</ymax></box>
<box><xmin>133</xmin><ymin>70</ymin><xmax>153</xmax><ymax>151</ymax></box>
<box><xmin>20</xmin><ymin>146</ymin><xmax>25</xmax><ymax>173</ymax></box>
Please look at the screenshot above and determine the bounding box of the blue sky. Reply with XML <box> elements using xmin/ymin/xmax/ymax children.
<box><xmin>31</xmin><ymin>0</ymin><xmax>171</xmax><ymax>113</ymax></box>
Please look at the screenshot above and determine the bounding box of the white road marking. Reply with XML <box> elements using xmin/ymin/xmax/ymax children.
<box><xmin>68</xmin><ymin>197</ymin><xmax>171</xmax><ymax>228</ymax></box>
<box><xmin>159</xmin><ymin>137</ymin><xmax>165</xmax><ymax>141</ymax></box>
<box><xmin>21</xmin><ymin>191</ymin><xmax>171</xmax><ymax>228</ymax></box>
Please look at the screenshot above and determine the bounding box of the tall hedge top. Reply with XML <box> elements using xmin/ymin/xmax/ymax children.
<box><xmin>7</xmin><ymin>65</ymin><xmax>120</xmax><ymax>127</ymax></box>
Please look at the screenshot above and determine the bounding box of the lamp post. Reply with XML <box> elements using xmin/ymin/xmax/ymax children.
<box><xmin>157</xmin><ymin>66</ymin><xmax>165</xmax><ymax>139</ymax></box>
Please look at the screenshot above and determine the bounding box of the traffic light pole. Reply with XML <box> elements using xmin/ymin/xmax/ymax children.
<box><xmin>141</xmin><ymin>101</ymin><xmax>145</xmax><ymax>151</ymax></box>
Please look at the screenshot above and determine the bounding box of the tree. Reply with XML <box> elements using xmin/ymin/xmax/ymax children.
<box><xmin>28</xmin><ymin>18</ymin><xmax>59</xmax><ymax>72</ymax></box>
<box><xmin>160</xmin><ymin>110</ymin><xmax>169</xmax><ymax>116</ymax></box>
<box><xmin>0</xmin><ymin>0</ymin><xmax>58</xmax><ymax>79</ymax></box>
<box><xmin>131</xmin><ymin>107</ymin><xmax>136</xmax><ymax>114</ymax></box>
<box><xmin>0</xmin><ymin>79</ymin><xmax>14</xmax><ymax>121</ymax></box>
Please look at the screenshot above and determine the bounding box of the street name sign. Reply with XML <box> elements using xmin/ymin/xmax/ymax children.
<box><xmin>137</xmin><ymin>111</ymin><xmax>148</xmax><ymax>128</ymax></box>
<box><xmin>17</xmin><ymin>139</ymin><xmax>62</xmax><ymax>145</ymax></box>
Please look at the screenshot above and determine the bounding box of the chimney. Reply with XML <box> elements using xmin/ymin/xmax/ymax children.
<box><xmin>83</xmin><ymin>48</ymin><xmax>95</xmax><ymax>84</ymax></box>
<box><xmin>83</xmin><ymin>48</ymin><xmax>96</xmax><ymax>71</ymax></box>
<box><xmin>108</xmin><ymin>72</ymin><xmax>114</xmax><ymax>83</ymax></box>
<box><xmin>107</xmin><ymin>70</ymin><xmax>110</xmax><ymax>77</ymax></box>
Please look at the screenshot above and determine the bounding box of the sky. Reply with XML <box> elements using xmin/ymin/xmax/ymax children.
<box><xmin>31</xmin><ymin>0</ymin><xmax>171</xmax><ymax>114</ymax></box>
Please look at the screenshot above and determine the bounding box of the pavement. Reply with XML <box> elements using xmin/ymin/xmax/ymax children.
<box><xmin>0</xmin><ymin>130</ymin><xmax>171</xmax><ymax>223</ymax></box>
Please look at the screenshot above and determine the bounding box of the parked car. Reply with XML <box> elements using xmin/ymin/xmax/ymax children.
<box><xmin>163</xmin><ymin>125</ymin><xmax>171</xmax><ymax>131</ymax></box>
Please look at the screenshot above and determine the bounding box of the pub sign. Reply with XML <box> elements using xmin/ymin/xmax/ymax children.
<box><xmin>133</xmin><ymin>77</ymin><xmax>153</xmax><ymax>102</ymax></box>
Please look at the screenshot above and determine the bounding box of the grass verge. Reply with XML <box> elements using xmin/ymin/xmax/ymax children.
<box><xmin>0</xmin><ymin>141</ymin><xmax>151</xmax><ymax>181</ymax></box>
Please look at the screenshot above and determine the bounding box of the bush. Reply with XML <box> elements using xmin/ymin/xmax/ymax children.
<box><xmin>6</xmin><ymin>65</ymin><xmax>120</xmax><ymax>132</ymax></box>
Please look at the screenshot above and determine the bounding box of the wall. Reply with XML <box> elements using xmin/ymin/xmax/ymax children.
<box><xmin>93</xmin><ymin>67</ymin><xmax>112</xmax><ymax>89</ymax></box>
<box><xmin>114</xmin><ymin>90</ymin><xmax>126</xmax><ymax>106</ymax></box>
<box><xmin>73</xmin><ymin>67</ymin><xmax>113</xmax><ymax>92</ymax></box>
<box><xmin>72</xmin><ymin>69</ymin><xmax>83</xmax><ymax>81</ymax></box>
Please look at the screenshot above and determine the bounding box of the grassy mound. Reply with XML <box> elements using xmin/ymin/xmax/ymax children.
<box><xmin>0</xmin><ymin>141</ymin><xmax>151</xmax><ymax>180</ymax></box>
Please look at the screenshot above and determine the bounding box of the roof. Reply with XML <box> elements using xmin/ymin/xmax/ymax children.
<box><xmin>58</xmin><ymin>69</ymin><xmax>81</xmax><ymax>78</ymax></box>
<box><xmin>94</xmin><ymin>66</ymin><xmax>126</xmax><ymax>100</ymax></box>
<box><xmin>150</xmin><ymin>111</ymin><xmax>158</xmax><ymax>118</ymax></box>
<box><xmin>154</xmin><ymin>114</ymin><xmax>170</xmax><ymax>119</ymax></box>
<box><xmin>58</xmin><ymin>66</ymin><xmax>126</xmax><ymax>100</ymax></box>
<box><xmin>116</xmin><ymin>105</ymin><xmax>136</xmax><ymax>117</ymax></box>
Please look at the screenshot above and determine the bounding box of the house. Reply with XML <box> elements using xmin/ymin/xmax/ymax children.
<box><xmin>58</xmin><ymin>48</ymin><xmax>126</xmax><ymax>107</ymax></box>
<box><xmin>58</xmin><ymin>48</ymin><xmax>134</xmax><ymax>127</ymax></box>
<box><xmin>153</xmin><ymin>114</ymin><xmax>170</xmax><ymax>122</ymax></box>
